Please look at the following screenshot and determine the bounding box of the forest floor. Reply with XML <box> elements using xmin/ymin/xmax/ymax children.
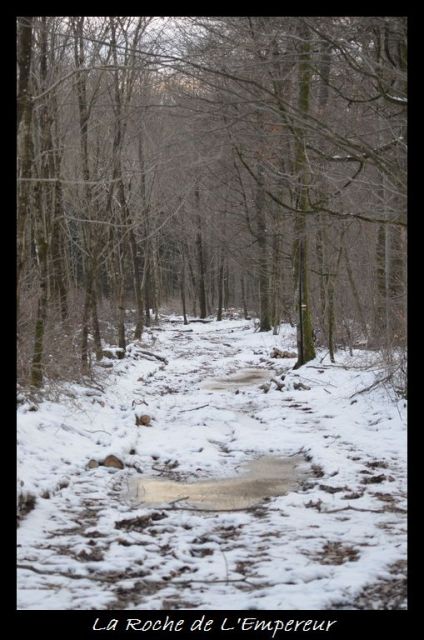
<box><xmin>17</xmin><ymin>315</ymin><xmax>407</xmax><ymax>610</ymax></box>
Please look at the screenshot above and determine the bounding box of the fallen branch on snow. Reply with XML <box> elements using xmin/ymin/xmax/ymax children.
<box><xmin>287</xmin><ymin>446</ymin><xmax>311</xmax><ymax>457</ymax></box>
<box><xmin>17</xmin><ymin>564</ymin><xmax>88</xmax><ymax>580</ymax></box>
<box><xmin>179</xmin><ymin>404</ymin><xmax>210</xmax><ymax>412</ymax></box>
<box><xmin>137</xmin><ymin>350</ymin><xmax>168</xmax><ymax>365</ymax></box>
<box><xmin>350</xmin><ymin>370</ymin><xmax>399</xmax><ymax>398</ymax></box>
<box><xmin>322</xmin><ymin>505</ymin><xmax>406</xmax><ymax>514</ymax></box>
<box><xmin>271</xmin><ymin>377</ymin><xmax>284</xmax><ymax>391</ymax></box>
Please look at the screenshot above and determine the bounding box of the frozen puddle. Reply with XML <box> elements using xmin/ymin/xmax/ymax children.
<box><xmin>126</xmin><ymin>455</ymin><xmax>305</xmax><ymax>511</ymax></box>
<box><xmin>201</xmin><ymin>368</ymin><xmax>270</xmax><ymax>391</ymax></box>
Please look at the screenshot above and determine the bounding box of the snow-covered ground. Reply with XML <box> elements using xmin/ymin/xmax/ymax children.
<box><xmin>17</xmin><ymin>316</ymin><xmax>407</xmax><ymax>610</ymax></box>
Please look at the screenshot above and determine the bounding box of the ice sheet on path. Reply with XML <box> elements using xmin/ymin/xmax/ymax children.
<box><xmin>200</xmin><ymin>368</ymin><xmax>271</xmax><ymax>391</ymax></box>
<box><xmin>126</xmin><ymin>455</ymin><xmax>306</xmax><ymax>510</ymax></box>
<box><xmin>17</xmin><ymin>316</ymin><xmax>407</xmax><ymax>610</ymax></box>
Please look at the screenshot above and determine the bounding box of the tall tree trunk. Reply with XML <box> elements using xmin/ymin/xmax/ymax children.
<box><xmin>293</xmin><ymin>26</ymin><xmax>315</xmax><ymax>367</ymax></box>
<box><xmin>50</xmin><ymin>176</ymin><xmax>68</xmax><ymax>321</ymax></box>
<box><xmin>217</xmin><ymin>252</ymin><xmax>224</xmax><ymax>321</ymax></box>
<box><xmin>30</xmin><ymin>17</ymin><xmax>51</xmax><ymax>387</ymax></box>
<box><xmin>271</xmin><ymin>211</ymin><xmax>282</xmax><ymax>334</ymax></box>
<box><xmin>73</xmin><ymin>16</ymin><xmax>103</xmax><ymax>371</ymax></box>
<box><xmin>117</xmin><ymin>279</ymin><xmax>126</xmax><ymax>357</ymax></box>
<box><xmin>81</xmin><ymin>271</ymin><xmax>93</xmax><ymax>375</ymax></box>
<box><xmin>180</xmin><ymin>251</ymin><xmax>188</xmax><ymax>325</ymax></box>
<box><xmin>388</xmin><ymin>225</ymin><xmax>406</xmax><ymax>344</ymax></box>
<box><xmin>327</xmin><ymin>274</ymin><xmax>335</xmax><ymax>363</ymax></box>
<box><xmin>116</xmin><ymin>180</ymin><xmax>144</xmax><ymax>340</ymax></box>
<box><xmin>195</xmin><ymin>186</ymin><xmax>207</xmax><ymax>318</ymax></box>
<box><xmin>253</xmin><ymin>108</ymin><xmax>271</xmax><ymax>332</ymax></box>
<box><xmin>17</xmin><ymin>17</ymin><xmax>33</xmax><ymax>134</ymax></box>
<box><xmin>144</xmin><ymin>258</ymin><xmax>152</xmax><ymax>326</ymax></box>
<box><xmin>130</xmin><ymin>229</ymin><xmax>144</xmax><ymax>339</ymax></box>
<box><xmin>315</xmin><ymin>223</ymin><xmax>326</xmax><ymax>336</ymax></box>
<box><xmin>294</xmin><ymin>238</ymin><xmax>315</xmax><ymax>368</ymax></box>
<box><xmin>240</xmin><ymin>276</ymin><xmax>249</xmax><ymax>319</ymax></box>
<box><xmin>186</xmin><ymin>250</ymin><xmax>197</xmax><ymax>318</ymax></box>
<box><xmin>143</xmin><ymin>206</ymin><xmax>152</xmax><ymax>327</ymax></box>
<box><xmin>255</xmin><ymin>164</ymin><xmax>271</xmax><ymax>331</ymax></box>
<box><xmin>30</xmin><ymin>182</ymin><xmax>48</xmax><ymax>387</ymax></box>
<box><xmin>373</xmin><ymin>224</ymin><xmax>386</xmax><ymax>345</ymax></box>
<box><xmin>223</xmin><ymin>261</ymin><xmax>230</xmax><ymax>310</ymax></box>
<box><xmin>17</xmin><ymin>17</ymin><xmax>34</xmax><ymax>318</ymax></box>
<box><xmin>91</xmin><ymin>283</ymin><xmax>102</xmax><ymax>361</ymax></box>
<box><xmin>151</xmin><ymin>236</ymin><xmax>161</xmax><ymax>324</ymax></box>
<box><xmin>326</xmin><ymin>236</ymin><xmax>345</xmax><ymax>361</ymax></box>
<box><xmin>343</xmin><ymin>245</ymin><xmax>369</xmax><ymax>342</ymax></box>
<box><xmin>134</xmin><ymin>131</ymin><xmax>149</xmax><ymax>337</ymax></box>
<box><xmin>109</xmin><ymin>24</ymin><xmax>134</xmax><ymax>353</ymax></box>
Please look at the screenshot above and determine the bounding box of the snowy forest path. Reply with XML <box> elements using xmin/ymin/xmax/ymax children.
<box><xmin>17</xmin><ymin>318</ymin><xmax>407</xmax><ymax>610</ymax></box>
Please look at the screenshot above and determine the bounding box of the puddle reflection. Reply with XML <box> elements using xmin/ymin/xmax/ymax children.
<box><xmin>126</xmin><ymin>455</ymin><xmax>305</xmax><ymax>511</ymax></box>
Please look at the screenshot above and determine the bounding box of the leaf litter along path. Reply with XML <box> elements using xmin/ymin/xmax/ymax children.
<box><xmin>17</xmin><ymin>316</ymin><xmax>407</xmax><ymax>610</ymax></box>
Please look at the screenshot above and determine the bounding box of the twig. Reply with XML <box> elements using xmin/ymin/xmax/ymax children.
<box><xmin>138</xmin><ymin>349</ymin><xmax>168</xmax><ymax>365</ymax></box>
<box><xmin>17</xmin><ymin>564</ymin><xmax>89</xmax><ymax>580</ymax></box>
<box><xmin>140</xmin><ymin>577</ymin><xmax>258</xmax><ymax>587</ymax></box>
<box><xmin>168</xmin><ymin>496</ymin><xmax>190</xmax><ymax>505</ymax></box>
<box><xmin>82</xmin><ymin>379</ymin><xmax>105</xmax><ymax>393</ymax></box>
<box><xmin>322</xmin><ymin>505</ymin><xmax>388</xmax><ymax>514</ymax></box>
<box><xmin>287</xmin><ymin>446</ymin><xmax>310</xmax><ymax>457</ymax></box>
<box><xmin>132</xmin><ymin>399</ymin><xmax>148</xmax><ymax>407</ymax></box>
<box><xmin>147</xmin><ymin>503</ymin><xmax>269</xmax><ymax>513</ymax></box>
<box><xmin>179</xmin><ymin>403</ymin><xmax>210</xmax><ymax>412</ymax></box>
<box><xmin>56</xmin><ymin>424</ymin><xmax>93</xmax><ymax>439</ymax></box>
<box><xmin>86</xmin><ymin>429</ymin><xmax>112</xmax><ymax>435</ymax></box>
<box><xmin>309</xmin><ymin>364</ymin><xmax>350</xmax><ymax>370</ymax></box>
<box><xmin>299</xmin><ymin>375</ymin><xmax>337</xmax><ymax>388</ymax></box>
<box><xmin>350</xmin><ymin>373</ymin><xmax>393</xmax><ymax>398</ymax></box>
<box><xmin>151</xmin><ymin>465</ymin><xmax>167</xmax><ymax>473</ymax></box>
